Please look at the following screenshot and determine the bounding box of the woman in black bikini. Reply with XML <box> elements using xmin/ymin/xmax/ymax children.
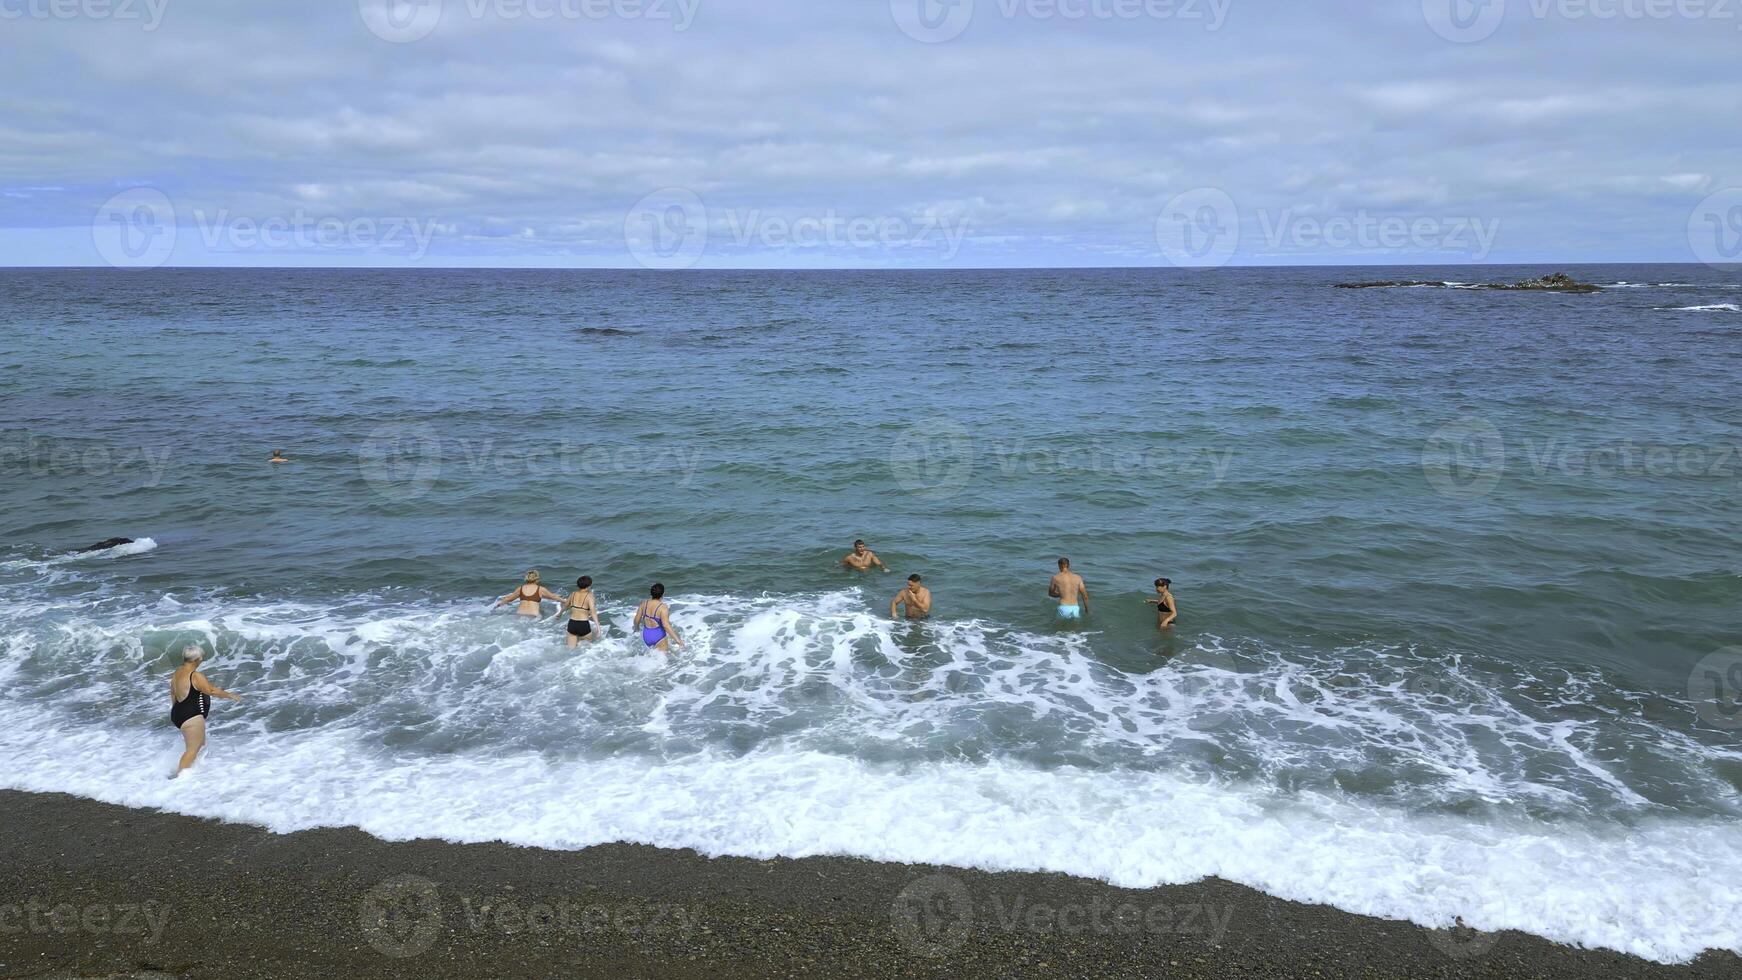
<box><xmin>494</xmin><ymin>569</ymin><xmax>561</xmax><ymax>617</ymax></box>
<box><xmin>557</xmin><ymin>576</ymin><xmax>600</xmax><ymax>647</ymax></box>
<box><xmin>170</xmin><ymin>644</ymin><xmax>241</xmax><ymax>775</ymax></box>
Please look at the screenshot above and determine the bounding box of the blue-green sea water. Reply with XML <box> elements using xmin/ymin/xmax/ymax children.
<box><xmin>1</xmin><ymin>266</ymin><xmax>1738</xmax><ymax>961</ymax></box>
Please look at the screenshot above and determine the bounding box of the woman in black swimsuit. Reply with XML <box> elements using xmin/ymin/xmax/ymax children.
<box><xmin>170</xmin><ymin>645</ymin><xmax>241</xmax><ymax>775</ymax></box>
<box><xmin>494</xmin><ymin>569</ymin><xmax>561</xmax><ymax>617</ymax></box>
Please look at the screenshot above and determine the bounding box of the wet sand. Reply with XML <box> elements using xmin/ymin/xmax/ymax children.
<box><xmin>0</xmin><ymin>789</ymin><xmax>1734</xmax><ymax>979</ymax></box>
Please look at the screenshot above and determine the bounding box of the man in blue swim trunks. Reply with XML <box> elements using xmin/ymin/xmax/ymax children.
<box><xmin>1048</xmin><ymin>557</ymin><xmax>1090</xmax><ymax>621</ymax></box>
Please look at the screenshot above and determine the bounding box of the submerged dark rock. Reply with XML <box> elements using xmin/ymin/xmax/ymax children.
<box><xmin>1335</xmin><ymin>272</ymin><xmax>1602</xmax><ymax>293</ymax></box>
<box><xmin>75</xmin><ymin>537</ymin><xmax>134</xmax><ymax>553</ymax></box>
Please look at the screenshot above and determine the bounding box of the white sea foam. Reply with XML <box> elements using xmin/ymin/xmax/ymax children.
<box><xmin>0</xmin><ymin>576</ymin><xmax>1738</xmax><ymax>964</ymax></box>
<box><xmin>1661</xmin><ymin>303</ymin><xmax>1740</xmax><ymax>313</ymax></box>
<box><xmin>0</xmin><ymin>709</ymin><xmax>1736</xmax><ymax>964</ymax></box>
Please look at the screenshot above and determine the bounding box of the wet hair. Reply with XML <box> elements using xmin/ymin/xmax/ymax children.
<box><xmin>577</xmin><ymin>576</ymin><xmax>592</xmax><ymax>590</ymax></box>
<box><xmin>1058</xmin><ymin>557</ymin><xmax>1070</xmax><ymax>569</ymax></box>
<box><xmin>1156</xmin><ymin>578</ymin><xmax>1171</xmax><ymax>588</ymax></box>
<box><xmin>182</xmin><ymin>644</ymin><xmax>204</xmax><ymax>663</ymax></box>
<box><xmin>908</xmin><ymin>574</ymin><xmax>922</xmax><ymax>583</ymax></box>
<box><xmin>524</xmin><ymin>570</ymin><xmax>540</xmax><ymax>584</ymax></box>
<box><xmin>650</xmin><ymin>582</ymin><xmax>665</xmax><ymax>599</ymax></box>
<box><xmin>854</xmin><ymin>539</ymin><xmax>866</xmax><ymax>547</ymax></box>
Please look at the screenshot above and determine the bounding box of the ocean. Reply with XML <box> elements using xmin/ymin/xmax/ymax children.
<box><xmin>0</xmin><ymin>265</ymin><xmax>1738</xmax><ymax>962</ymax></box>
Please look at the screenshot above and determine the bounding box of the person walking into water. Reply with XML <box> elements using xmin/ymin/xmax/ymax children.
<box><xmin>1148</xmin><ymin>578</ymin><xmax>1178</xmax><ymax>629</ymax></box>
<box><xmin>558</xmin><ymin>576</ymin><xmax>600</xmax><ymax>647</ymax></box>
<box><xmin>1049</xmin><ymin>557</ymin><xmax>1090</xmax><ymax>621</ymax></box>
<box><xmin>634</xmin><ymin>583</ymin><xmax>683</xmax><ymax>653</ymax></box>
<box><xmin>495</xmin><ymin>570</ymin><xmax>561</xmax><ymax>617</ymax></box>
<box><xmin>842</xmin><ymin>539</ymin><xmax>889</xmax><ymax>572</ymax></box>
<box><xmin>890</xmin><ymin>574</ymin><xmax>932</xmax><ymax>620</ymax></box>
<box><xmin>169</xmin><ymin>644</ymin><xmax>242</xmax><ymax>775</ymax></box>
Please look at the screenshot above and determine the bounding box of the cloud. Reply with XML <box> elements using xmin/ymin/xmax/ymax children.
<box><xmin>0</xmin><ymin>0</ymin><xmax>1737</xmax><ymax>266</ymax></box>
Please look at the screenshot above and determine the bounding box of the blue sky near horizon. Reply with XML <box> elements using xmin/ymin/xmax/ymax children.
<box><xmin>1</xmin><ymin>0</ymin><xmax>1738</xmax><ymax>269</ymax></box>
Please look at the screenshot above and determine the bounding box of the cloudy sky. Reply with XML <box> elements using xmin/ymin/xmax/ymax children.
<box><xmin>2</xmin><ymin>0</ymin><xmax>1738</xmax><ymax>268</ymax></box>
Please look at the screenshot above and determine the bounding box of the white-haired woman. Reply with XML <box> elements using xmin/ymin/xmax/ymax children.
<box><xmin>170</xmin><ymin>645</ymin><xmax>241</xmax><ymax>774</ymax></box>
<box><xmin>493</xmin><ymin>569</ymin><xmax>561</xmax><ymax>617</ymax></box>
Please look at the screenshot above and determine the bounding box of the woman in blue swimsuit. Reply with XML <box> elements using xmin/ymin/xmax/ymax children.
<box><xmin>633</xmin><ymin>583</ymin><xmax>684</xmax><ymax>653</ymax></box>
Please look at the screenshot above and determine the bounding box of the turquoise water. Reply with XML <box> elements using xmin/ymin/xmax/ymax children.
<box><xmin>1</xmin><ymin>266</ymin><xmax>1739</xmax><ymax>960</ymax></box>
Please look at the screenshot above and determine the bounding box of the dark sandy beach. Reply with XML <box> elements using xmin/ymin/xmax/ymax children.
<box><xmin>0</xmin><ymin>790</ymin><xmax>1734</xmax><ymax>979</ymax></box>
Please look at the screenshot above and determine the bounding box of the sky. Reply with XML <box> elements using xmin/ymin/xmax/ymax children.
<box><xmin>1</xmin><ymin>0</ymin><xmax>1739</xmax><ymax>268</ymax></box>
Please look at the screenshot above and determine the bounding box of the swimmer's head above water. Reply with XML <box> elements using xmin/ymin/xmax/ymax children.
<box><xmin>576</xmin><ymin>576</ymin><xmax>592</xmax><ymax>590</ymax></box>
<box><xmin>524</xmin><ymin>570</ymin><xmax>540</xmax><ymax>584</ymax></box>
<box><xmin>182</xmin><ymin>644</ymin><xmax>204</xmax><ymax>664</ymax></box>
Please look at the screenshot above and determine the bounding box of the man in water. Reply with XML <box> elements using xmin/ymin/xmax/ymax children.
<box><xmin>890</xmin><ymin>574</ymin><xmax>932</xmax><ymax>620</ymax></box>
<box><xmin>1148</xmin><ymin>577</ymin><xmax>1178</xmax><ymax>629</ymax></box>
<box><xmin>842</xmin><ymin>539</ymin><xmax>889</xmax><ymax>572</ymax></box>
<box><xmin>1048</xmin><ymin>557</ymin><xmax>1090</xmax><ymax>621</ymax></box>
<box><xmin>269</xmin><ymin>449</ymin><xmax>289</xmax><ymax>464</ymax></box>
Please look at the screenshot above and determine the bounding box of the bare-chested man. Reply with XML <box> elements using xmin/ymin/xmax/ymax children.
<box><xmin>890</xmin><ymin>574</ymin><xmax>932</xmax><ymax>620</ymax></box>
<box><xmin>1048</xmin><ymin>557</ymin><xmax>1090</xmax><ymax>621</ymax></box>
<box><xmin>843</xmin><ymin>539</ymin><xmax>889</xmax><ymax>572</ymax></box>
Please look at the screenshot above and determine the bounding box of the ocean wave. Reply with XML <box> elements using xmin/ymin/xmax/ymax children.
<box><xmin>1659</xmin><ymin>304</ymin><xmax>1740</xmax><ymax>313</ymax></box>
<box><xmin>0</xmin><ymin>572</ymin><xmax>1738</xmax><ymax>962</ymax></box>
